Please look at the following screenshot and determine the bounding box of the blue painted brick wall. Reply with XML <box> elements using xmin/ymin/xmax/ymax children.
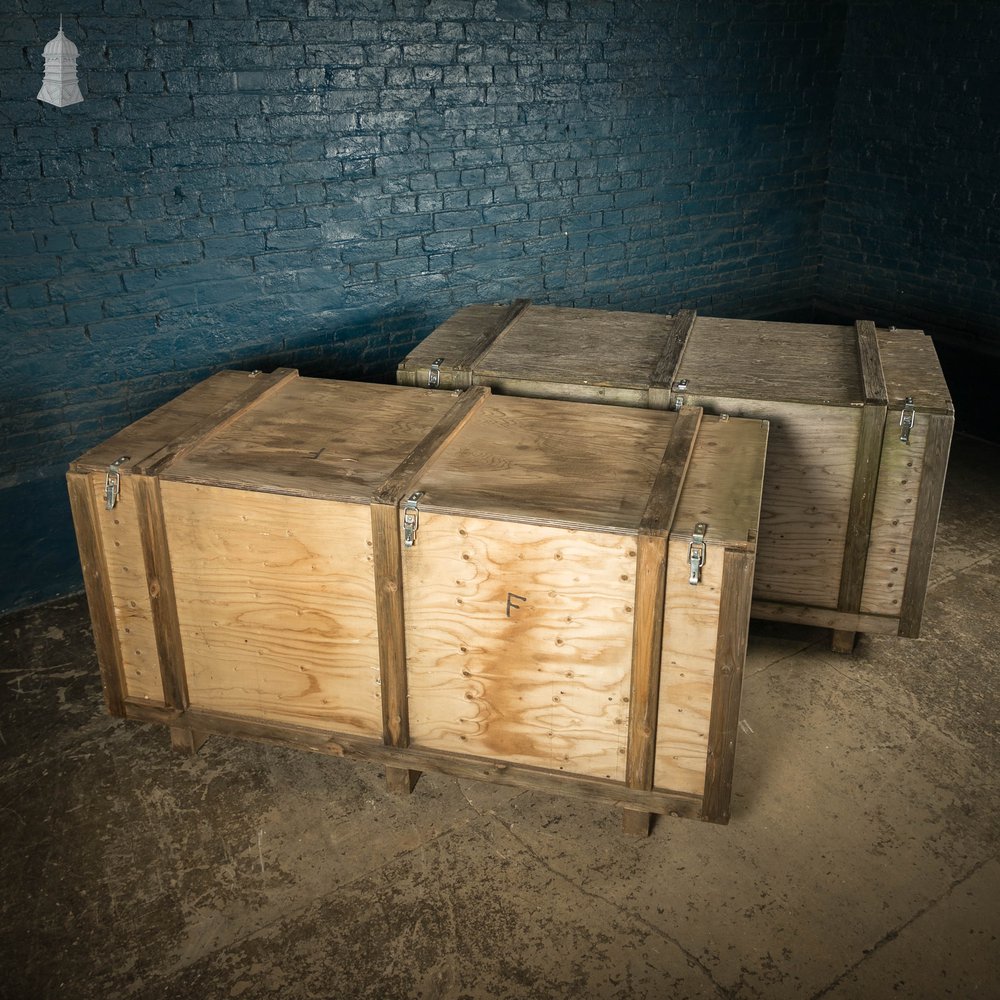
<box><xmin>818</xmin><ymin>2</ymin><xmax>1000</xmax><ymax>347</ymax></box>
<box><xmin>1</xmin><ymin>0</ymin><xmax>846</xmax><ymax>612</ymax></box>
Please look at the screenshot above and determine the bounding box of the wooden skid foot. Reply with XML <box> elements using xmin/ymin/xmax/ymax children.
<box><xmin>622</xmin><ymin>808</ymin><xmax>652</xmax><ymax>837</ymax></box>
<box><xmin>385</xmin><ymin>766</ymin><xmax>421</xmax><ymax>795</ymax></box>
<box><xmin>170</xmin><ymin>727</ymin><xmax>208</xmax><ymax>755</ymax></box>
<box><xmin>831</xmin><ymin>629</ymin><xmax>857</xmax><ymax>654</ymax></box>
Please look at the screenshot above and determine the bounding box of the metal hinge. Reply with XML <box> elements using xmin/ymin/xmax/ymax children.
<box><xmin>673</xmin><ymin>377</ymin><xmax>688</xmax><ymax>410</ymax></box>
<box><xmin>402</xmin><ymin>491</ymin><xmax>424</xmax><ymax>547</ymax></box>
<box><xmin>104</xmin><ymin>455</ymin><xmax>130</xmax><ymax>510</ymax></box>
<box><xmin>427</xmin><ymin>358</ymin><xmax>444</xmax><ymax>388</ymax></box>
<box><xmin>688</xmin><ymin>522</ymin><xmax>707</xmax><ymax>585</ymax></box>
<box><xmin>899</xmin><ymin>396</ymin><xmax>916</xmax><ymax>444</ymax></box>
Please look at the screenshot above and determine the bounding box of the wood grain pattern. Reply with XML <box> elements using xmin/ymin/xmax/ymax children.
<box><xmin>472</xmin><ymin>375</ymin><xmax>650</xmax><ymax>408</ymax></box>
<box><xmin>163</xmin><ymin>482</ymin><xmax>382</xmax><ymax>736</ymax></box>
<box><xmin>404</xmin><ymin>514</ymin><xmax>636</xmax><ymax>781</ymax></box>
<box><xmin>855</xmin><ymin>320</ymin><xmax>888</xmax><ymax>404</ymax></box>
<box><xmin>373</xmin><ymin>386</ymin><xmax>490</xmax><ymax>505</ymax></box>
<box><xmin>476</xmin><ymin>305</ymin><xmax>678</xmax><ymax>389</ymax></box>
<box><xmin>750</xmin><ymin>600</ymin><xmax>899</xmax><ymax>634</ymax></box>
<box><xmin>178</xmin><ymin>707</ymin><xmax>706</xmax><ymax>818</ymax></box>
<box><xmin>702</xmin><ymin>548</ymin><xmax>755</xmax><ymax>823</ymax></box>
<box><xmin>677</xmin><ymin>317</ymin><xmax>864</xmax><ymax>405</ymax></box>
<box><xmin>625</xmin><ymin>533</ymin><xmax>668</xmax><ymax>792</ymax></box>
<box><xmin>453</xmin><ymin>297</ymin><xmax>531</xmax><ymax>369</ymax></box>
<box><xmin>411</xmin><ymin>393</ymin><xmax>678</xmax><ymax>534</ymax></box>
<box><xmin>838</xmin><ymin>400</ymin><xmax>888</xmax><ymax>615</ymax></box>
<box><xmin>681</xmin><ymin>396</ymin><xmax>858</xmax><ymax>607</ymax></box>
<box><xmin>650</xmin><ymin>309</ymin><xmax>696</xmax><ymax>390</ymax></box>
<box><xmin>898</xmin><ymin>412</ymin><xmax>954</xmax><ymax>636</ymax></box>
<box><xmin>641</xmin><ymin>406</ymin><xmax>702</xmax><ymax>536</ymax></box>
<box><xmin>166</xmin><ymin>379</ymin><xmax>456</xmax><ymax>503</ymax></box>
<box><xmin>67</xmin><ymin>472</ymin><xmax>128</xmax><ymax>716</ymax></box>
<box><xmin>370</xmin><ymin>501</ymin><xmax>409</xmax><ymax>748</ymax></box>
<box><xmin>396</xmin><ymin>304</ymin><xmax>511</xmax><ymax>387</ymax></box>
<box><xmin>877</xmin><ymin>328</ymin><xmax>953</xmax><ymax>413</ymax></box>
<box><xmin>653</xmin><ymin>537</ymin><xmax>723</xmax><ymax>797</ymax></box>
<box><xmin>69</xmin><ymin>370</ymin><xmax>250</xmax><ymax>474</ymax></box>
<box><xmin>137</xmin><ymin>368</ymin><xmax>300</xmax><ymax>476</ymax></box>
<box><xmin>134</xmin><ymin>474</ymin><xmax>188</xmax><ymax>709</ymax></box>
<box><xmin>87</xmin><ymin>473</ymin><xmax>164</xmax><ymax>704</ymax></box>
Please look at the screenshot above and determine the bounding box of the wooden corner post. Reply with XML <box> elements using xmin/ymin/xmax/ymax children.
<box><xmin>623</xmin><ymin>406</ymin><xmax>702</xmax><ymax>835</ymax></box>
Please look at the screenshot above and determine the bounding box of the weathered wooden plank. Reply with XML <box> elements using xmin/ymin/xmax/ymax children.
<box><xmin>133</xmin><ymin>475</ymin><xmax>188</xmax><ymax>710</ymax></box>
<box><xmin>370</xmin><ymin>500</ymin><xmax>410</xmax><ymax>751</ymax></box>
<box><xmin>67</xmin><ymin>472</ymin><xmax>127</xmax><ymax>717</ymax></box>
<box><xmin>136</xmin><ymin>367</ymin><xmax>299</xmax><ymax>476</ymax></box>
<box><xmin>856</xmin><ymin>320</ymin><xmax>888</xmax><ymax>404</ymax></box>
<box><xmin>625</xmin><ymin>532</ymin><xmax>669</xmax><ymax>794</ymax></box>
<box><xmin>649</xmin><ymin>308</ymin><xmax>696</xmax><ymax>390</ymax></box>
<box><xmin>702</xmin><ymin>548</ymin><xmax>755</xmax><ymax>823</ymax></box>
<box><xmin>454</xmin><ymin>297</ymin><xmax>531</xmax><ymax>370</ymax></box>
<box><xmin>750</xmin><ymin>600</ymin><xmax>900</xmax><ymax>634</ymax></box>
<box><xmin>177</xmin><ymin>708</ymin><xmax>706</xmax><ymax>819</ymax></box>
<box><xmin>899</xmin><ymin>412</ymin><xmax>955</xmax><ymax>637</ymax></box>
<box><xmin>640</xmin><ymin>405</ymin><xmax>702</xmax><ymax>536</ymax></box>
<box><xmin>373</xmin><ymin>385</ymin><xmax>490</xmax><ymax>505</ymax></box>
<box><xmin>123</xmin><ymin>698</ymin><xmax>181</xmax><ymax>724</ymax></box>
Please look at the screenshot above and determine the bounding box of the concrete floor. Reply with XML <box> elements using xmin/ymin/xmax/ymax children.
<box><xmin>1</xmin><ymin>435</ymin><xmax>998</xmax><ymax>1000</ymax></box>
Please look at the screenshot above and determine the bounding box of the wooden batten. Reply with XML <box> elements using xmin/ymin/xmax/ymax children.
<box><xmin>66</xmin><ymin>472</ymin><xmax>127</xmax><ymax>717</ymax></box>
<box><xmin>452</xmin><ymin>298</ymin><xmax>531</xmax><ymax>372</ymax></box>
<box><xmin>648</xmin><ymin>308</ymin><xmax>696</xmax><ymax>409</ymax></box>
<box><xmin>702</xmin><ymin>548</ymin><xmax>755</xmax><ymax>823</ymax></box>
<box><xmin>133</xmin><ymin>474</ymin><xmax>188</xmax><ymax>710</ymax></box>
<box><xmin>898</xmin><ymin>411</ymin><xmax>955</xmax><ymax>637</ymax></box>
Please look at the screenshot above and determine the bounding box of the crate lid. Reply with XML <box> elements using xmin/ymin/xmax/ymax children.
<box><xmin>410</xmin><ymin>393</ymin><xmax>766</xmax><ymax>547</ymax></box>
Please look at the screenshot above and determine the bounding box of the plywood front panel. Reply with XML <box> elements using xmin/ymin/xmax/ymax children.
<box><xmin>654</xmin><ymin>538</ymin><xmax>722</xmax><ymax>797</ymax></box>
<box><xmin>162</xmin><ymin>483</ymin><xmax>381</xmax><ymax>736</ymax></box>
<box><xmin>90</xmin><ymin>474</ymin><xmax>164</xmax><ymax>704</ymax></box>
<box><xmin>404</xmin><ymin>514</ymin><xmax>636</xmax><ymax>781</ymax></box>
<box><xmin>860</xmin><ymin>414</ymin><xmax>925</xmax><ymax>616</ymax></box>
<box><xmin>685</xmin><ymin>397</ymin><xmax>860</xmax><ymax>608</ymax></box>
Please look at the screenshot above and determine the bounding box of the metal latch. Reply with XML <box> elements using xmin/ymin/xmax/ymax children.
<box><xmin>427</xmin><ymin>358</ymin><xmax>444</xmax><ymax>388</ymax></box>
<box><xmin>899</xmin><ymin>396</ymin><xmax>916</xmax><ymax>444</ymax></box>
<box><xmin>673</xmin><ymin>378</ymin><xmax>688</xmax><ymax>411</ymax></box>
<box><xmin>402</xmin><ymin>491</ymin><xmax>424</xmax><ymax>547</ymax></box>
<box><xmin>688</xmin><ymin>522</ymin><xmax>707</xmax><ymax>585</ymax></box>
<box><xmin>104</xmin><ymin>455</ymin><xmax>130</xmax><ymax>510</ymax></box>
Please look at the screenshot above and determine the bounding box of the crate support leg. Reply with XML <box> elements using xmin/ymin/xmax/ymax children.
<box><xmin>170</xmin><ymin>726</ymin><xmax>208</xmax><ymax>755</ymax></box>
<box><xmin>622</xmin><ymin>809</ymin><xmax>652</xmax><ymax>836</ymax></box>
<box><xmin>831</xmin><ymin>629</ymin><xmax>857</xmax><ymax>654</ymax></box>
<box><xmin>385</xmin><ymin>766</ymin><xmax>421</xmax><ymax>795</ymax></box>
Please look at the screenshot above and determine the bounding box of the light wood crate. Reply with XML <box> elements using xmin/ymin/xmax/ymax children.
<box><xmin>68</xmin><ymin>370</ymin><xmax>767</xmax><ymax>835</ymax></box>
<box><xmin>398</xmin><ymin>303</ymin><xmax>954</xmax><ymax>650</ymax></box>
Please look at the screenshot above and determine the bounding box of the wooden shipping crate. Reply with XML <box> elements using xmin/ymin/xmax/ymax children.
<box><xmin>68</xmin><ymin>368</ymin><xmax>767</xmax><ymax>834</ymax></box>
<box><xmin>398</xmin><ymin>303</ymin><xmax>955</xmax><ymax>649</ymax></box>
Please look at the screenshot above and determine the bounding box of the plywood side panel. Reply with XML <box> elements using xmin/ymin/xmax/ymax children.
<box><xmin>163</xmin><ymin>483</ymin><xmax>381</xmax><ymax>736</ymax></box>
<box><xmin>860</xmin><ymin>413</ymin><xmax>926</xmax><ymax>616</ymax></box>
<box><xmin>654</xmin><ymin>538</ymin><xmax>723</xmax><ymax>797</ymax></box>
<box><xmin>404</xmin><ymin>514</ymin><xmax>636</xmax><ymax>781</ymax></box>
<box><xmin>89</xmin><ymin>474</ymin><xmax>164</xmax><ymax>704</ymax></box>
<box><xmin>472</xmin><ymin>375</ymin><xmax>650</xmax><ymax>408</ymax></box>
<box><xmin>684</xmin><ymin>397</ymin><xmax>860</xmax><ymax>607</ymax></box>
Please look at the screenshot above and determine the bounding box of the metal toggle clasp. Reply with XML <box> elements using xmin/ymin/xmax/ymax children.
<box><xmin>688</xmin><ymin>522</ymin><xmax>707</xmax><ymax>585</ymax></box>
<box><xmin>673</xmin><ymin>377</ymin><xmax>688</xmax><ymax>411</ymax></box>
<box><xmin>104</xmin><ymin>455</ymin><xmax>130</xmax><ymax>510</ymax></box>
<box><xmin>402</xmin><ymin>491</ymin><xmax>424</xmax><ymax>547</ymax></box>
<box><xmin>899</xmin><ymin>396</ymin><xmax>916</xmax><ymax>444</ymax></box>
<box><xmin>427</xmin><ymin>358</ymin><xmax>444</xmax><ymax>388</ymax></box>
